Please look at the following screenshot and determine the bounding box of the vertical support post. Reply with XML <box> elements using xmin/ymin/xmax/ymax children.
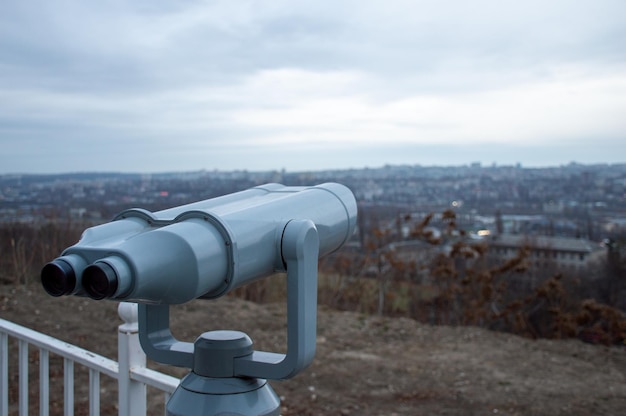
<box><xmin>1</xmin><ymin>332</ymin><xmax>8</xmax><ymax>416</ymax></box>
<box><xmin>118</xmin><ymin>302</ymin><xmax>146</xmax><ymax>416</ymax></box>
<box><xmin>63</xmin><ymin>358</ymin><xmax>74</xmax><ymax>416</ymax></box>
<box><xmin>163</xmin><ymin>392</ymin><xmax>171</xmax><ymax>416</ymax></box>
<box><xmin>89</xmin><ymin>369</ymin><xmax>100</xmax><ymax>416</ymax></box>
<box><xmin>40</xmin><ymin>348</ymin><xmax>50</xmax><ymax>416</ymax></box>
<box><xmin>18</xmin><ymin>340</ymin><xmax>28</xmax><ymax>416</ymax></box>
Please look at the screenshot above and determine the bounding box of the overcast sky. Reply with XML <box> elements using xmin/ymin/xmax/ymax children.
<box><xmin>1</xmin><ymin>1</ymin><xmax>625</xmax><ymax>174</ymax></box>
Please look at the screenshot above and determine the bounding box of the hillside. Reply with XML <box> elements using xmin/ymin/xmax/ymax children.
<box><xmin>1</xmin><ymin>285</ymin><xmax>624</xmax><ymax>415</ymax></box>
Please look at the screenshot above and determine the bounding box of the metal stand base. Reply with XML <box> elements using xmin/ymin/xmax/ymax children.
<box><xmin>165</xmin><ymin>330</ymin><xmax>281</xmax><ymax>416</ymax></box>
<box><xmin>166</xmin><ymin>373</ymin><xmax>280</xmax><ymax>416</ymax></box>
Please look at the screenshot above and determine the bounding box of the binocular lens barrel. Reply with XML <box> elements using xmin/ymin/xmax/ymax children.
<box><xmin>39</xmin><ymin>183</ymin><xmax>357</xmax><ymax>303</ymax></box>
<box><xmin>41</xmin><ymin>260</ymin><xmax>76</xmax><ymax>297</ymax></box>
<box><xmin>82</xmin><ymin>263</ymin><xmax>119</xmax><ymax>300</ymax></box>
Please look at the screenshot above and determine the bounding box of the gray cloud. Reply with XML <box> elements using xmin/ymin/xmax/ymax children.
<box><xmin>1</xmin><ymin>0</ymin><xmax>625</xmax><ymax>173</ymax></box>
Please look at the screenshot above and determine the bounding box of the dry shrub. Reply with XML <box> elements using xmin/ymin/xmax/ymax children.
<box><xmin>0</xmin><ymin>222</ymin><xmax>85</xmax><ymax>286</ymax></box>
<box><xmin>319</xmin><ymin>211</ymin><xmax>626</xmax><ymax>345</ymax></box>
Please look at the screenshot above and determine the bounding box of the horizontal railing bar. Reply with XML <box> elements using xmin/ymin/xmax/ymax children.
<box><xmin>130</xmin><ymin>367</ymin><xmax>178</xmax><ymax>393</ymax></box>
<box><xmin>0</xmin><ymin>319</ymin><xmax>119</xmax><ymax>379</ymax></box>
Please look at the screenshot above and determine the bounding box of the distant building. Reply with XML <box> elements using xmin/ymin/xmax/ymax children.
<box><xmin>69</xmin><ymin>208</ymin><xmax>87</xmax><ymax>219</ymax></box>
<box><xmin>486</xmin><ymin>234</ymin><xmax>605</xmax><ymax>276</ymax></box>
<box><xmin>542</xmin><ymin>200</ymin><xmax>565</xmax><ymax>214</ymax></box>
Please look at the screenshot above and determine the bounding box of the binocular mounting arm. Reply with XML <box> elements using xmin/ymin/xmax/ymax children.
<box><xmin>137</xmin><ymin>219</ymin><xmax>319</xmax><ymax>380</ymax></box>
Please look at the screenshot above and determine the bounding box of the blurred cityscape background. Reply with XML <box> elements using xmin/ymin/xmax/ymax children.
<box><xmin>2</xmin><ymin>162</ymin><xmax>625</xmax><ymax>322</ymax></box>
<box><xmin>3</xmin><ymin>162</ymin><xmax>625</xmax><ymax>240</ymax></box>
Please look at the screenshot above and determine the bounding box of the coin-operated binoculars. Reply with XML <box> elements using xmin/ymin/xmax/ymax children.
<box><xmin>41</xmin><ymin>183</ymin><xmax>357</xmax><ymax>415</ymax></box>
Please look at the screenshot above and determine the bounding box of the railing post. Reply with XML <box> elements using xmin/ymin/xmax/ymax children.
<box><xmin>19</xmin><ymin>340</ymin><xmax>28</xmax><ymax>416</ymax></box>
<box><xmin>1</xmin><ymin>332</ymin><xmax>8</xmax><ymax>416</ymax></box>
<box><xmin>118</xmin><ymin>303</ymin><xmax>146</xmax><ymax>416</ymax></box>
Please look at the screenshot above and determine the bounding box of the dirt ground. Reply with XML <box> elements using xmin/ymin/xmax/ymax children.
<box><xmin>1</xmin><ymin>285</ymin><xmax>625</xmax><ymax>415</ymax></box>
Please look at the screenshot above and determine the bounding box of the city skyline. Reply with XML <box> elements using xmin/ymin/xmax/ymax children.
<box><xmin>1</xmin><ymin>1</ymin><xmax>625</xmax><ymax>174</ymax></box>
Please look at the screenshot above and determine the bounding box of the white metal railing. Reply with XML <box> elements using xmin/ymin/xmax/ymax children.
<box><xmin>0</xmin><ymin>302</ymin><xmax>180</xmax><ymax>416</ymax></box>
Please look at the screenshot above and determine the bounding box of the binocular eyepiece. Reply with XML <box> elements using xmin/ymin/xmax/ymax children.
<box><xmin>41</xmin><ymin>260</ymin><xmax>77</xmax><ymax>297</ymax></box>
<box><xmin>82</xmin><ymin>262</ymin><xmax>118</xmax><ymax>300</ymax></box>
<box><xmin>42</xmin><ymin>259</ymin><xmax>118</xmax><ymax>299</ymax></box>
<box><xmin>41</xmin><ymin>183</ymin><xmax>358</xmax><ymax>304</ymax></box>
